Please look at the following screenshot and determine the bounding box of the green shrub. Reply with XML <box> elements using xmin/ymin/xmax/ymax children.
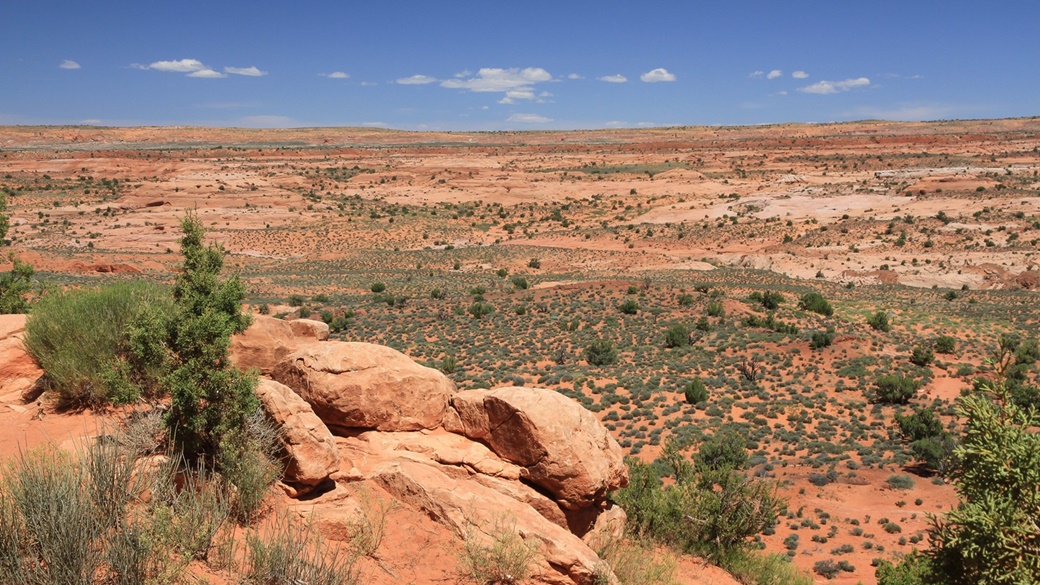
<box><xmin>219</xmin><ymin>411</ymin><xmax>282</xmax><ymax>522</ymax></box>
<box><xmin>664</xmin><ymin>323</ymin><xmax>691</xmax><ymax>348</ymax></box>
<box><xmin>684</xmin><ymin>379</ymin><xmax>709</xmax><ymax>405</ymax></box>
<box><xmin>510</xmin><ymin>275</ymin><xmax>529</xmax><ymax>290</ymax></box>
<box><xmin>875</xmin><ymin>551</ymin><xmax>937</xmax><ymax>585</ymax></box>
<box><xmin>593</xmin><ymin>535</ymin><xmax>679</xmax><ymax>585</ymax></box>
<box><xmin>369</xmin><ymin>282</ymin><xmax>386</xmax><ymax>293</ymax></box>
<box><xmin>868</xmin><ymin>311</ymin><xmax>892</xmax><ymax>332</ymax></box>
<box><xmin>910</xmin><ymin>346</ymin><xmax>934</xmax><ymax>367</ymax></box>
<box><xmin>585</xmin><ymin>339</ymin><xmax>617</xmax><ymax>366</ymax></box>
<box><xmin>748</xmin><ymin>290</ymin><xmax>785</xmax><ymax>310</ymax></box>
<box><xmin>723</xmin><ymin>551</ymin><xmax>812</xmax><ymax>585</ymax></box>
<box><xmin>164</xmin><ymin>212</ymin><xmax>258</xmax><ymax>461</ymax></box>
<box><xmin>934</xmin><ymin>336</ymin><xmax>956</xmax><ymax>354</ymax></box>
<box><xmin>814</xmin><ymin>559</ymin><xmax>840</xmax><ymax>579</ymax></box>
<box><xmin>695</xmin><ymin>427</ymin><xmax>750</xmax><ymax>472</ymax></box>
<box><xmin>929</xmin><ymin>348</ymin><xmax>1040</xmax><ymax>584</ymax></box>
<box><xmin>799</xmin><ymin>292</ymin><xmax>834</xmax><ymax>316</ymax></box>
<box><xmin>244</xmin><ymin>511</ymin><xmax>359</xmax><ymax>585</ymax></box>
<box><xmin>25</xmin><ymin>281</ymin><xmax>174</xmax><ymax>407</ymax></box>
<box><xmin>468</xmin><ymin>301</ymin><xmax>494</xmax><ymax>319</ymax></box>
<box><xmin>458</xmin><ymin>514</ymin><xmax>537</xmax><ymax>585</ymax></box>
<box><xmin>873</xmin><ymin>375</ymin><xmax>920</xmax><ymax>404</ymax></box>
<box><xmin>619</xmin><ymin>299</ymin><xmax>640</xmax><ymax>315</ymax></box>
<box><xmin>810</xmin><ymin>330</ymin><xmax>835</xmax><ymax>350</ymax></box>
<box><xmin>706</xmin><ymin>300</ymin><xmax>725</xmax><ymax>317</ymax></box>
<box><xmin>896</xmin><ymin>408</ymin><xmax>944</xmax><ymax>442</ymax></box>
<box><xmin>887</xmin><ymin>475</ymin><xmax>915</xmax><ymax>490</ymax></box>
<box><xmin>0</xmin><ymin>256</ymin><xmax>34</xmax><ymax>314</ymax></box>
<box><xmin>616</xmin><ymin>443</ymin><xmax>781</xmax><ymax>563</ymax></box>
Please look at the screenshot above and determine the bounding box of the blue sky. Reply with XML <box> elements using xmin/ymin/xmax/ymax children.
<box><xmin>2</xmin><ymin>0</ymin><xmax>1038</xmax><ymax>130</ymax></box>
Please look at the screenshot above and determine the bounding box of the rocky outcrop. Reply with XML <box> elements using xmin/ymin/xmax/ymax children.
<box><xmin>230</xmin><ymin>315</ymin><xmax>327</xmax><ymax>375</ymax></box>
<box><xmin>271</xmin><ymin>342</ymin><xmax>455</xmax><ymax>433</ymax></box>
<box><xmin>0</xmin><ymin>314</ymin><xmax>44</xmax><ymax>399</ymax></box>
<box><xmin>254</xmin><ymin>378</ymin><xmax>339</xmax><ymax>489</ymax></box>
<box><xmin>443</xmin><ymin>386</ymin><xmax>628</xmax><ymax>510</ymax></box>
<box><xmin>288</xmin><ymin>318</ymin><xmax>330</xmax><ymax>341</ymax></box>
<box><xmin>374</xmin><ymin>459</ymin><xmax>612</xmax><ymax>585</ymax></box>
<box><xmin>235</xmin><ymin>328</ymin><xmax>625</xmax><ymax>584</ymax></box>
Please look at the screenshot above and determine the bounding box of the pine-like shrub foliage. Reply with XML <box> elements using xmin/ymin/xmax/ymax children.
<box><xmin>164</xmin><ymin>213</ymin><xmax>258</xmax><ymax>460</ymax></box>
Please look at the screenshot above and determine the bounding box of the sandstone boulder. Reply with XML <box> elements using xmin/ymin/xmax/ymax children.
<box><xmin>233</xmin><ymin>314</ymin><xmax>322</xmax><ymax>372</ymax></box>
<box><xmin>0</xmin><ymin>314</ymin><xmax>44</xmax><ymax>400</ymax></box>
<box><xmin>255</xmin><ymin>378</ymin><xmax>339</xmax><ymax>488</ymax></box>
<box><xmin>444</xmin><ymin>387</ymin><xmax>628</xmax><ymax>510</ymax></box>
<box><xmin>374</xmin><ymin>459</ymin><xmax>614</xmax><ymax>585</ymax></box>
<box><xmin>272</xmin><ymin>342</ymin><xmax>455</xmax><ymax>433</ymax></box>
<box><xmin>288</xmin><ymin>318</ymin><xmax>330</xmax><ymax>341</ymax></box>
<box><xmin>230</xmin><ymin>315</ymin><xmax>325</xmax><ymax>374</ymax></box>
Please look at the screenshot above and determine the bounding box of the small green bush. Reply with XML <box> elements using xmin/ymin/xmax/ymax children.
<box><xmin>873</xmin><ymin>375</ymin><xmax>920</xmax><ymax>404</ymax></box>
<box><xmin>810</xmin><ymin>330</ymin><xmax>835</xmax><ymax>350</ymax></box>
<box><xmin>749</xmin><ymin>291</ymin><xmax>785</xmax><ymax>310</ymax></box>
<box><xmin>934</xmin><ymin>336</ymin><xmax>956</xmax><ymax>354</ymax></box>
<box><xmin>684</xmin><ymin>379</ymin><xmax>709</xmax><ymax>405</ymax></box>
<box><xmin>909</xmin><ymin>346</ymin><xmax>934</xmax><ymax>367</ymax></box>
<box><xmin>458</xmin><ymin>515</ymin><xmax>537</xmax><ymax>585</ymax></box>
<box><xmin>468</xmin><ymin>301</ymin><xmax>495</xmax><ymax>319</ymax></box>
<box><xmin>25</xmin><ymin>281</ymin><xmax>174</xmax><ymax>407</ymax></box>
<box><xmin>244</xmin><ymin>511</ymin><xmax>359</xmax><ymax>585</ymax></box>
<box><xmin>799</xmin><ymin>292</ymin><xmax>834</xmax><ymax>316</ymax></box>
<box><xmin>619</xmin><ymin>299</ymin><xmax>640</xmax><ymax>315</ymax></box>
<box><xmin>706</xmin><ymin>300</ymin><xmax>725</xmax><ymax>317</ymax></box>
<box><xmin>369</xmin><ymin>282</ymin><xmax>386</xmax><ymax>293</ymax></box>
<box><xmin>665</xmin><ymin>322</ymin><xmax>691</xmax><ymax>348</ymax></box>
<box><xmin>867</xmin><ymin>311</ymin><xmax>892</xmax><ymax>332</ymax></box>
<box><xmin>887</xmin><ymin>475</ymin><xmax>915</xmax><ymax>490</ymax></box>
<box><xmin>0</xmin><ymin>256</ymin><xmax>34</xmax><ymax>314</ymax></box>
<box><xmin>585</xmin><ymin>339</ymin><xmax>618</xmax><ymax>366</ymax></box>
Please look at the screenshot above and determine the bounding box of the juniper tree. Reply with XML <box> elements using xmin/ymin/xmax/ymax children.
<box><xmin>164</xmin><ymin>212</ymin><xmax>257</xmax><ymax>460</ymax></box>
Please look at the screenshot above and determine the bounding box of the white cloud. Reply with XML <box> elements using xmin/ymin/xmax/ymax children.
<box><xmin>498</xmin><ymin>89</ymin><xmax>536</xmax><ymax>104</ymax></box>
<box><xmin>599</xmin><ymin>74</ymin><xmax>628</xmax><ymax>83</ymax></box>
<box><xmin>362</xmin><ymin>121</ymin><xmax>388</xmax><ymax>127</ymax></box>
<box><xmin>187</xmin><ymin>69</ymin><xmax>226</xmax><ymax>78</ymax></box>
<box><xmin>321</xmin><ymin>71</ymin><xmax>350</xmax><ymax>79</ymax></box>
<box><xmin>567</xmin><ymin>73</ymin><xmax>583</xmax><ymax>80</ymax></box>
<box><xmin>507</xmin><ymin>113</ymin><xmax>551</xmax><ymax>124</ymax></box>
<box><xmin>80</xmin><ymin>118</ymin><xmax>102</xmax><ymax>125</ymax></box>
<box><xmin>145</xmin><ymin>59</ymin><xmax>207</xmax><ymax>73</ymax></box>
<box><xmin>792</xmin><ymin>70</ymin><xmax>809</xmax><ymax>79</ymax></box>
<box><xmin>59</xmin><ymin>60</ymin><xmax>80</xmax><ymax>70</ymax></box>
<box><xmin>225</xmin><ymin>66</ymin><xmax>267</xmax><ymax>77</ymax></box>
<box><xmin>360</xmin><ymin>81</ymin><xmax>378</xmax><ymax>86</ymax></box>
<box><xmin>798</xmin><ymin>77</ymin><xmax>871</xmax><ymax>95</ymax></box>
<box><xmin>750</xmin><ymin>70</ymin><xmax>764</xmax><ymax>78</ymax></box>
<box><xmin>441</xmin><ymin>67</ymin><xmax>552</xmax><ymax>93</ymax></box>
<box><xmin>640</xmin><ymin>68</ymin><xmax>676</xmax><ymax>82</ymax></box>
<box><xmin>767</xmin><ymin>69</ymin><xmax>782</xmax><ymax>79</ymax></box>
<box><xmin>397</xmin><ymin>74</ymin><xmax>437</xmax><ymax>85</ymax></box>
<box><xmin>454</xmin><ymin>70</ymin><xmax>472</xmax><ymax>78</ymax></box>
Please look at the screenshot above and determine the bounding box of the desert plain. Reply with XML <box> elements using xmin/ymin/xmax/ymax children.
<box><xmin>0</xmin><ymin>118</ymin><xmax>1038</xmax><ymax>584</ymax></box>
